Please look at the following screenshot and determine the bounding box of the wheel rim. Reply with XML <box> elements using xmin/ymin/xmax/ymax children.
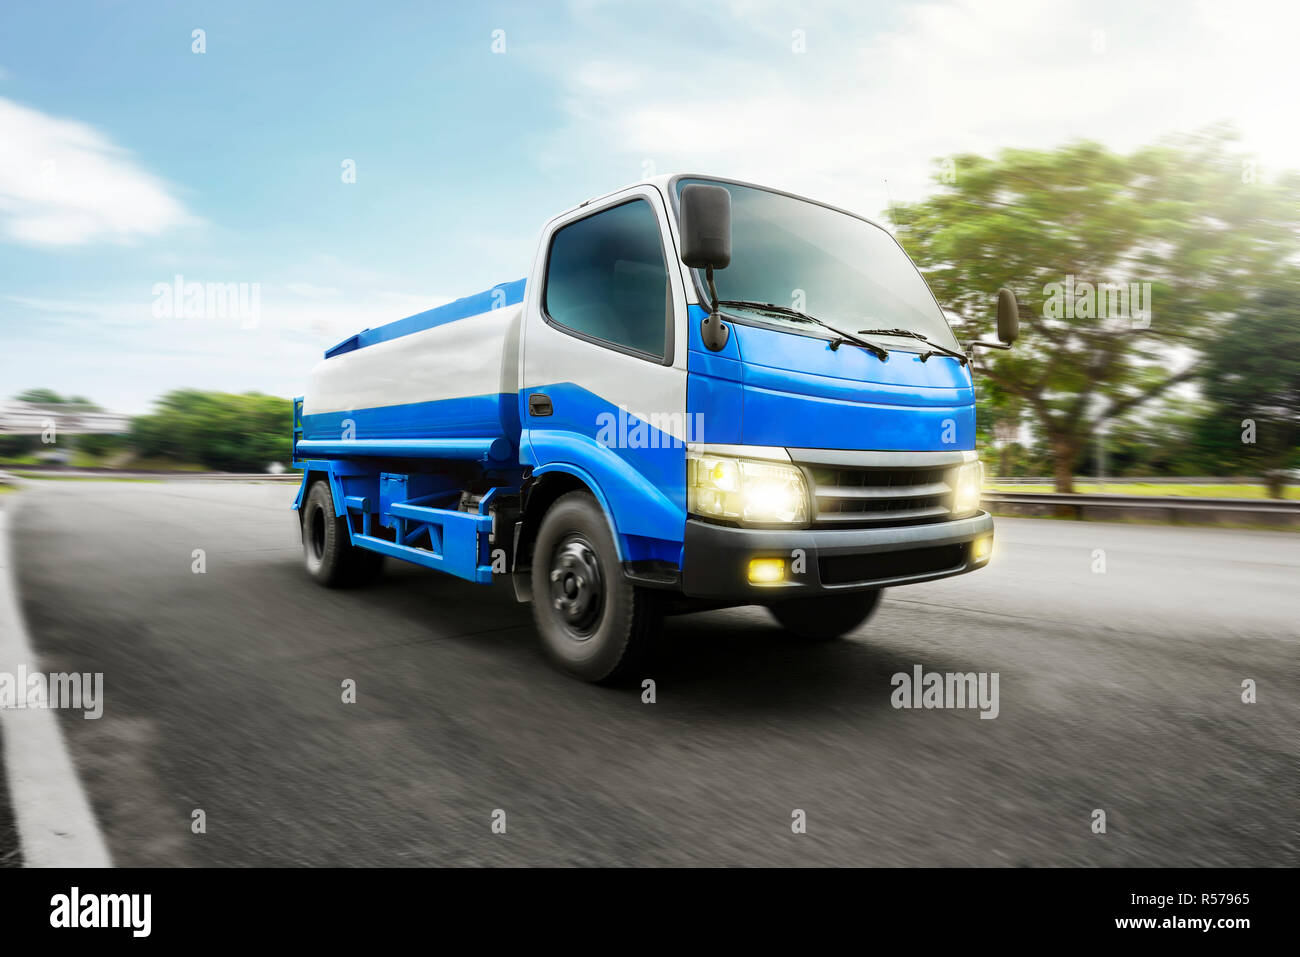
<box><xmin>548</xmin><ymin>535</ymin><xmax>604</xmax><ymax>640</ymax></box>
<box><xmin>309</xmin><ymin>506</ymin><xmax>326</xmax><ymax>561</ymax></box>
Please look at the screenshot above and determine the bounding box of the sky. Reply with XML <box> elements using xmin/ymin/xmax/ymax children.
<box><xmin>1</xmin><ymin>0</ymin><xmax>1298</xmax><ymax>413</ymax></box>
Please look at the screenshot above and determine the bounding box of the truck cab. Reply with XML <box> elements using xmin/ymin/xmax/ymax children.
<box><xmin>293</xmin><ymin>174</ymin><xmax>1016</xmax><ymax>682</ymax></box>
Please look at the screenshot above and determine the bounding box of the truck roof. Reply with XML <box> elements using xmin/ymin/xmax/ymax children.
<box><xmin>550</xmin><ymin>172</ymin><xmax>681</xmax><ymax>220</ymax></box>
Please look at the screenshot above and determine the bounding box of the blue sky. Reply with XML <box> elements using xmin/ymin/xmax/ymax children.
<box><xmin>2</xmin><ymin>0</ymin><xmax>1296</xmax><ymax>412</ymax></box>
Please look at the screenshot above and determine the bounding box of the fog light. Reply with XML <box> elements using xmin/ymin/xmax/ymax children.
<box><xmin>971</xmin><ymin>536</ymin><xmax>993</xmax><ymax>563</ymax></box>
<box><xmin>748</xmin><ymin>558</ymin><xmax>785</xmax><ymax>584</ymax></box>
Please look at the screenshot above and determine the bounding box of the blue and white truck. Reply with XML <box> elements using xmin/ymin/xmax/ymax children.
<box><xmin>292</xmin><ymin>174</ymin><xmax>1019</xmax><ymax>682</ymax></box>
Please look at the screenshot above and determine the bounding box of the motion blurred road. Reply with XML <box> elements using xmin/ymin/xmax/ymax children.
<box><xmin>7</xmin><ymin>480</ymin><xmax>1299</xmax><ymax>866</ymax></box>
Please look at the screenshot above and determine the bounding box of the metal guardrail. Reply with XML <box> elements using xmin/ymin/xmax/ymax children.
<box><xmin>983</xmin><ymin>491</ymin><xmax>1300</xmax><ymax>526</ymax></box>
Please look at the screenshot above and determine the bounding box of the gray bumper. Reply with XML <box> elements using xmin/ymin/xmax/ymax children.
<box><xmin>681</xmin><ymin>511</ymin><xmax>994</xmax><ymax>599</ymax></box>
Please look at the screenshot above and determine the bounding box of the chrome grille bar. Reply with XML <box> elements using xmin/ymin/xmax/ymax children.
<box><xmin>790</xmin><ymin>449</ymin><xmax>971</xmax><ymax>528</ymax></box>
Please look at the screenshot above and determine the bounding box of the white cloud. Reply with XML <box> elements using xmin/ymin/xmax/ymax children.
<box><xmin>551</xmin><ymin>0</ymin><xmax>1300</xmax><ymax>217</ymax></box>
<box><xmin>571</xmin><ymin>61</ymin><xmax>645</xmax><ymax>97</ymax></box>
<box><xmin>0</xmin><ymin>96</ymin><xmax>193</xmax><ymax>246</ymax></box>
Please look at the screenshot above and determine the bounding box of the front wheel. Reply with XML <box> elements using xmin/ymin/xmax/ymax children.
<box><xmin>530</xmin><ymin>491</ymin><xmax>660</xmax><ymax>683</ymax></box>
<box><xmin>768</xmin><ymin>590</ymin><xmax>883</xmax><ymax>641</ymax></box>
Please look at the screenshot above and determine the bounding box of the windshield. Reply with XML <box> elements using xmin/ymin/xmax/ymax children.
<box><xmin>674</xmin><ymin>178</ymin><xmax>959</xmax><ymax>351</ymax></box>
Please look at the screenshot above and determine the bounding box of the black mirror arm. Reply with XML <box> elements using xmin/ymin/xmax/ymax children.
<box><xmin>704</xmin><ymin>264</ymin><xmax>720</xmax><ymax>315</ymax></box>
<box><xmin>700</xmin><ymin>264</ymin><xmax>730</xmax><ymax>352</ymax></box>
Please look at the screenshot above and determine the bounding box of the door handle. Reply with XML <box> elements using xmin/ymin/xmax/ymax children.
<box><xmin>528</xmin><ymin>392</ymin><xmax>553</xmax><ymax>417</ymax></box>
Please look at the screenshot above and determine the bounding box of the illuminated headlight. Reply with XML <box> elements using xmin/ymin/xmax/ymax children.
<box><xmin>952</xmin><ymin>459</ymin><xmax>984</xmax><ymax>517</ymax></box>
<box><xmin>688</xmin><ymin>452</ymin><xmax>809</xmax><ymax>526</ymax></box>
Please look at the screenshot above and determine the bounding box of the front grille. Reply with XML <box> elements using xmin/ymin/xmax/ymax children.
<box><xmin>803</xmin><ymin>463</ymin><xmax>958</xmax><ymax>527</ymax></box>
<box><xmin>820</xmin><ymin>543</ymin><xmax>968</xmax><ymax>585</ymax></box>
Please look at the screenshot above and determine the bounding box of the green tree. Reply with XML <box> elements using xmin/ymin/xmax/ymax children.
<box><xmin>1192</xmin><ymin>286</ymin><xmax>1300</xmax><ymax>497</ymax></box>
<box><xmin>13</xmin><ymin>389</ymin><xmax>101</xmax><ymax>410</ymax></box>
<box><xmin>131</xmin><ymin>391</ymin><xmax>292</xmax><ymax>472</ymax></box>
<box><xmin>15</xmin><ymin>388</ymin><xmax>65</xmax><ymax>404</ymax></box>
<box><xmin>1092</xmin><ymin>397</ymin><xmax>1213</xmax><ymax>477</ymax></box>
<box><xmin>893</xmin><ymin>130</ymin><xmax>1300</xmax><ymax>491</ymax></box>
<box><xmin>974</xmin><ymin>379</ymin><xmax>1028</xmax><ymax>478</ymax></box>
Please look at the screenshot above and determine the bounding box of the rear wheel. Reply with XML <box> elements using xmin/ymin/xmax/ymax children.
<box><xmin>301</xmin><ymin>480</ymin><xmax>383</xmax><ymax>587</ymax></box>
<box><xmin>530</xmin><ymin>491</ymin><xmax>660</xmax><ymax>683</ymax></box>
<box><xmin>768</xmin><ymin>590</ymin><xmax>883</xmax><ymax>640</ymax></box>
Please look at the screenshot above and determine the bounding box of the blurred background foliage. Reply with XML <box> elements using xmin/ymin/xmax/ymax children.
<box><xmin>131</xmin><ymin>391</ymin><xmax>292</xmax><ymax>472</ymax></box>
<box><xmin>1</xmin><ymin>389</ymin><xmax>292</xmax><ymax>473</ymax></box>
<box><xmin>895</xmin><ymin>127</ymin><xmax>1300</xmax><ymax>491</ymax></box>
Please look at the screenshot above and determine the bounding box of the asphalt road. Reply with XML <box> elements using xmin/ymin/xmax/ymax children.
<box><xmin>6</xmin><ymin>480</ymin><xmax>1299</xmax><ymax>866</ymax></box>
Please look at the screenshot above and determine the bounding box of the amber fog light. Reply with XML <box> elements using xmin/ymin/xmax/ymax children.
<box><xmin>748</xmin><ymin>557</ymin><xmax>786</xmax><ymax>584</ymax></box>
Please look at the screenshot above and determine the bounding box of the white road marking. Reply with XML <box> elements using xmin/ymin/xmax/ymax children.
<box><xmin>0</xmin><ymin>503</ymin><xmax>112</xmax><ymax>867</ymax></box>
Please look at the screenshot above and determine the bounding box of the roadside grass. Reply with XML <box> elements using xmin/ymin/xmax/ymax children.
<box><xmin>119</xmin><ymin>458</ymin><xmax>208</xmax><ymax>472</ymax></box>
<box><xmin>982</xmin><ymin>508</ymin><xmax>1300</xmax><ymax>532</ymax></box>
<box><xmin>9</xmin><ymin>473</ymin><xmax>161</xmax><ymax>483</ymax></box>
<box><xmin>986</xmin><ymin>483</ymin><xmax>1300</xmax><ymax>500</ymax></box>
<box><xmin>0</xmin><ymin>455</ymin><xmax>208</xmax><ymax>471</ymax></box>
<box><xmin>0</xmin><ymin>451</ymin><xmax>120</xmax><ymax>468</ymax></box>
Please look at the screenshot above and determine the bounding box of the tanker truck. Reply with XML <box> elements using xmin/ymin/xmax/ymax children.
<box><xmin>292</xmin><ymin>174</ymin><xmax>1019</xmax><ymax>682</ymax></box>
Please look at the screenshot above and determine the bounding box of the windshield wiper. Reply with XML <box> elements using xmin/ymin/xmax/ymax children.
<box><xmin>857</xmin><ymin>327</ymin><xmax>968</xmax><ymax>365</ymax></box>
<box><xmin>716</xmin><ymin>300</ymin><xmax>889</xmax><ymax>360</ymax></box>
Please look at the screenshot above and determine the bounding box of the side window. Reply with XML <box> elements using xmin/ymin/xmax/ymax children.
<box><xmin>543</xmin><ymin>199</ymin><xmax>670</xmax><ymax>360</ymax></box>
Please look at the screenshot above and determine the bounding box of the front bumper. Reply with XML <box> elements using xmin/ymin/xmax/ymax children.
<box><xmin>681</xmin><ymin>511</ymin><xmax>994</xmax><ymax>599</ymax></box>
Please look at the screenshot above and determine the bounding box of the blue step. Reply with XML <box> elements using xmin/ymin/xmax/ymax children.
<box><xmin>348</xmin><ymin>500</ymin><xmax>495</xmax><ymax>584</ymax></box>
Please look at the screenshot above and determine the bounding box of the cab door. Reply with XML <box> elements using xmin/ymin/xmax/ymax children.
<box><xmin>520</xmin><ymin>185</ymin><xmax>690</xmax><ymax>567</ymax></box>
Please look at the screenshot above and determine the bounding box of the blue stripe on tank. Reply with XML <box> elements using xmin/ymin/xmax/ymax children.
<box><xmin>302</xmin><ymin>393</ymin><xmax>521</xmax><ymax>444</ymax></box>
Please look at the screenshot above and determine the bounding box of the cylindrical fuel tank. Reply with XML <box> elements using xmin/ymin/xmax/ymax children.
<box><xmin>300</xmin><ymin>282</ymin><xmax>525</xmax><ymax>458</ymax></box>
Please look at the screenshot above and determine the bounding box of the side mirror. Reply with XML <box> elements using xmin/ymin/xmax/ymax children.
<box><xmin>969</xmin><ymin>287</ymin><xmax>1019</xmax><ymax>356</ymax></box>
<box><xmin>679</xmin><ymin>184</ymin><xmax>732</xmax><ymax>270</ymax></box>
<box><xmin>679</xmin><ymin>184</ymin><xmax>733</xmax><ymax>352</ymax></box>
<box><xmin>996</xmin><ymin>287</ymin><xmax>1019</xmax><ymax>344</ymax></box>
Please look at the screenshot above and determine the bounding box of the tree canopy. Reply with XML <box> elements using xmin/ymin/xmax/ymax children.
<box><xmin>893</xmin><ymin>130</ymin><xmax>1300</xmax><ymax>491</ymax></box>
<box><xmin>131</xmin><ymin>390</ymin><xmax>292</xmax><ymax>473</ymax></box>
<box><xmin>1194</xmin><ymin>285</ymin><xmax>1300</xmax><ymax>495</ymax></box>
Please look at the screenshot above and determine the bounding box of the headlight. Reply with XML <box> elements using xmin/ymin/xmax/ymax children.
<box><xmin>952</xmin><ymin>459</ymin><xmax>983</xmax><ymax>517</ymax></box>
<box><xmin>688</xmin><ymin>451</ymin><xmax>809</xmax><ymax>526</ymax></box>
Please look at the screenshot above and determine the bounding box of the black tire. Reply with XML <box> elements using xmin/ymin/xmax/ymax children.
<box><xmin>301</xmin><ymin>480</ymin><xmax>384</xmax><ymax>588</ymax></box>
<box><xmin>530</xmin><ymin>491</ymin><xmax>660</xmax><ymax>683</ymax></box>
<box><xmin>768</xmin><ymin>590</ymin><xmax>883</xmax><ymax>640</ymax></box>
